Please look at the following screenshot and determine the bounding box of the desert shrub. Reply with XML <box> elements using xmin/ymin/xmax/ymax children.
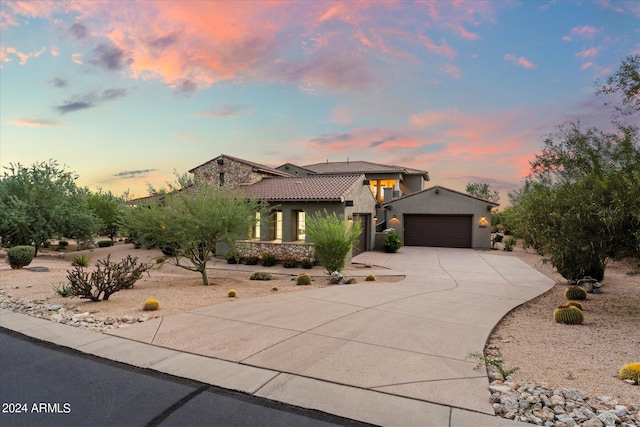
<box><xmin>7</xmin><ymin>246</ymin><xmax>36</xmax><ymax>269</ymax></box>
<box><xmin>553</xmin><ymin>305</ymin><xmax>584</xmax><ymax>324</ymax></box>
<box><xmin>296</xmin><ymin>273</ymin><xmax>312</xmax><ymax>286</ymax></box>
<box><xmin>345</xmin><ymin>278</ymin><xmax>357</xmax><ymax>284</ymax></box>
<box><xmin>243</xmin><ymin>256</ymin><xmax>259</xmax><ymax>265</ymax></box>
<box><xmin>225</xmin><ymin>249</ymin><xmax>240</xmax><ymax>264</ymax></box>
<box><xmin>306</xmin><ymin>210</ymin><xmax>362</xmax><ymax>274</ymax></box>
<box><xmin>282</xmin><ymin>256</ymin><xmax>298</xmax><ymax>268</ymax></box>
<box><xmin>503</xmin><ymin>236</ymin><xmax>517</xmax><ymax>252</ymax></box>
<box><xmin>565</xmin><ymin>286</ymin><xmax>587</xmax><ymax>300</ymax></box>
<box><xmin>97</xmin><ymin>239</ymin><xmax>114</xmax><ymax>248</ymax></box>
<box><xmin>365</xmin><ymin>274</ymin><xmax>376</xmax><ymax>281</ymax></box>
<box><xmin>228</xmin><ymin>289</ymin><xmax>237</xmax><ymax>297</ymax></box>
<box><xmin>271</xmin><ymin>286</ymin><xmax>278</xmax><ymax>292</ymax></box>
<box><xmin>66</xmin><ymin>255</ymin><xmax>152</xmax><ymax>301</ymax></box>
<box><xmin>57</xmin><ymin>240</ymin><xmax>68</xmax><ymax>249</ymax></box>
<box><xmin>383</xmin><ymin>230</ymin><xmax>402</xmax><ymax>253</ymax></box>
<box><xmin>301</xmin><ymin>258</ymin><xmax>314</xmax><ymax>269</ymax></box>
<box><xmin>618</xmin><ymin>362</ymin><xmax>640</xmax><ymax>383</ymax></box>
<box><xmin>53</xmin><ymin>282</ymin><xmax>75</xmax><ymax>297</ymax></box>
<box><xmin>250</xmin><ymin>271</ymin><xmax>272</xmax><ymax>281</ymax></box>
<box><xmin>261</xmin><ymin>253</ymin><xmax>277</xmax><ymax>267</ymax></box>
<box><xmin>71</xmin><ymin>254</ymin><xmax>90</xmax><ymax>267</ymax></box>
<box><xmin>143</xmin><ymin>299</ymin><xmax>160</xmax><ymax>311</ymax></box>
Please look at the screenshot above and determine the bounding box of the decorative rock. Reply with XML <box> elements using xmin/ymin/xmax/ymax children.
<box><xmin>581</xmin><ymin>419</ymin><xmax>604</xmax><ymax>427</ymax></box>
<box><xmin>555</xmin><ymin>413</ymin><xmax>577</xmax><ymax>426</ymax></box>
<box><xmin>551</xmin><ymin>395</ymin><xmax>566</xmax><ymax>406</ymax></box>
<box><xmin>597</xmin><ymin>411</ymin><xmax>621</xmax><ymax>426</ymax></box>
<box><xmin>563</xmin><ymin>389</ymin><xmax>588</xmax><ymax>402</ymax></box>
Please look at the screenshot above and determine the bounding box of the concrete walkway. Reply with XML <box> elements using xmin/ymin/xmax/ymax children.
<box><xmin>0</xmin><ymin>247</ymin><xmax>554</xmax><ymax>426</ymax></box>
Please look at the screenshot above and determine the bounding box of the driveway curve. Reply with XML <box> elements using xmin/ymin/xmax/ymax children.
<box><xmin>105</xmin><ymin>247</ymin><xmax>554</xmax><ymax>421</ymax></box>
<box><xmin>2</xmin><ymin>247</ymin><xmax>554</xmax><ymax>426</ymax></box>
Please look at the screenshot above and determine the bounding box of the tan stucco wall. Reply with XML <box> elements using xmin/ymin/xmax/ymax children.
<box><xmin>384</xmin><ymin>187</ymin><xmax>495</xmax><ymax>249</ymax></box>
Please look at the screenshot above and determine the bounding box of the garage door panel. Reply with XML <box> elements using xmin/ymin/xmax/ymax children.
<box><xmin>404</xmin><ymin>215</ymin><xmax>472</xmax><ymax>248</ymax></box>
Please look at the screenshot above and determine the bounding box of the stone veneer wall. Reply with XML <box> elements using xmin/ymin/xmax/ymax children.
<box><xmin>192</xmin><ymin>158</ymin><xmax>273</xmax><ymax>188</ymax></box>
<box><xmin>235</xmin><ymin>241</ymin><xmax>315</xmax><ymax>261</ymax></box>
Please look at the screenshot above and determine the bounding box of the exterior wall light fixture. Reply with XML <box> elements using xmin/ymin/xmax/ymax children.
<box><xmin>390</xmin><ymin>214</ymin><xmax>400</xmax><ymax>224</ymax></box>
<box><xmin>479</xmin><ymin>216</ymin><xmax>489</xmax><ymax>228</ymax></box>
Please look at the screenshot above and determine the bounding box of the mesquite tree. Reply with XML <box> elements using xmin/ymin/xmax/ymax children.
<box><xmin>122</xmin><ymin>184</ymin><xmax>263</xmax><ymax>285</ymax></box>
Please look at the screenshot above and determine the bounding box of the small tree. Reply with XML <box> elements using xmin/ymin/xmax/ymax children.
<box><xmin>465</xmin><ymin>182</ymin><xmax>500</xmax><ymax>203</ymax></box>
<box><xmin>305</xmin><ymin>210</ymin><xmax>362</xmax><ymax>274</ymax></box>
<box><xmin>122</xmin><ymin>184</ymin><xmax>264</xmax><ymax>285</ymax></box>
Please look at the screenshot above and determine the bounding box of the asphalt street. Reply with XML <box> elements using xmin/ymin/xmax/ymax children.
<box><xmin>0</xmin><ymin>328</ymin><xmax>370</xmax><ymax>427</ymax></box>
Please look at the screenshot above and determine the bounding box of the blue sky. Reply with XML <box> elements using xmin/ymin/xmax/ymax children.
<box><xmin>1</xmin><ymin>1</ymin><xmax>638</xmax><ymax>200</ymax></box>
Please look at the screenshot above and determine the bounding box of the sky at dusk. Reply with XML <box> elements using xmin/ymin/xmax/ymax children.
<box><xmin>1</xmin><ymin>0</ymin><xmax>638</xmax><ymax>201</ymax></box>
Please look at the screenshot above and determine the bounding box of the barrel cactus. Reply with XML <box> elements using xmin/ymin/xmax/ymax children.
<box><xmin>365</xmin><ymin>274</ymin><xmax>376</xmax><ymax>281</ymax></box>
<box><xmin>296</xmin><ymin>273</ymin><xmax>312</xmax><ymax>286</ymax></box>
<box><xmin>565</xmin><ymin>286</ymin><xmax>587</xmax><ymax>301</ymax></box>
<box><xmin>228</xmin><ymin>289</ymin><xmax>237</xmax><ymax>297</ymax></box>
<box><xmin>143</xmin><ymin>299</ymin><xmax>160</xmax><ymax>311</ymax></box>
<box><xmin>553</xmin><ymin>305</ymin><xmax>584</xmax><ymax>325</ymax></box>
<box><xmin>618</xmin><ymin>362</ymin><xmax>640</xmax><ymax>383</ymax></box>
<box><xmin>566</xmin><ymin>301</ymin><xmax>583</xmax><ymax>310</ymax></box>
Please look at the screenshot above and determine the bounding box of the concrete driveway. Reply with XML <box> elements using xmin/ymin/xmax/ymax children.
<box><xmin>1</xmin><ymin>247</ymin><xmax>554</xmax><ymax>426</ymax></box>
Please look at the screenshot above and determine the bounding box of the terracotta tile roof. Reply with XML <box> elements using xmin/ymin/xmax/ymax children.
<box><xmin>301</xmin><ymin>160</ymin><xmax>429</xmax><ymax>177</ymax></box>
<box><xmin>236</xmin><ymin>174</ymin><xmax>366</xmax><ymax>202</ymax></box>
<box><xmin>383</xmin><ymin>185</ymin><xmax>500</xmax><ymax>206</ymax></box>
<box><xmin>189</xmin><ymin>154</ymin><xmax>292</xmax><ymax>177</ymax></box>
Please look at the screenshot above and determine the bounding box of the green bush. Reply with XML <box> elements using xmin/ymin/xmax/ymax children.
<box><xmin>261</xmin><ymin>253</ymin><xmax>277</xmax><ymax>267</ymax></box>
<box><xmin>301</xmin><ymin>258</ymin><xmax>314</xmax><ymax>269</ymax></box>
<box><xmin>53</xmin><ymin>282</ymin><xmax>75</xmax><ymax>297</ymax></box>
<box><xmin>282</xmin><ymin>256</ymin><xmax>298</xmax><ymax>268</ymax></box>
<box><xmin>383</xmin><ymin>230</ymin><xmax>402</xmax><ymax>253</ymax></box>
<box><xmin>97</xmin><ymin>240</ymin><xmax>114</xmax><ymax>247</ymax></box>
<box><xmin>57</xmin><ymin>240</ymin><xmax>68</xmax><ymax>249</ymax></box>
<box><xmin>243</xmin><ymin>256</ymin><xmax>259</xmax><ymax>265</ymax></box>
<box><xmin>305</xmin><ymin>210</ymin><xmax>362</xmax><ymax>274</ymax></box>
<box><xmin>7</xmin><ymin>246</ymin><xmax>35</xmax><ymax>269</ymax></box>
<box><xmin>503</xmin><ymin>236</ymin><xmax>517</xmax><ymax>251</ymax></box>
<box><xmin>250</xmin><ymin>271</ymin><xmax>272</xmax><ymax>280</ymax></box>
<box><xmin>225</xmin><ymin>249</ymin><xmax>240</xmax><ymax>264</ymax></box>
<box><xmin>71</xmin><ymin>254</ymin><xmax>90</xmax><ymax>267</ymax></box>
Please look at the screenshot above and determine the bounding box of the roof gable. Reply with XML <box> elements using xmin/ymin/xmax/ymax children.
<box><xmin>383</xmin><ymin>185</ymin><xmax>500</xmax><ymax>206</ymax></box>
<box><xmin>236</xmin><ymin>174</ymin><xmax>366</xmax><ymax>202</ymax></box>
<box><xmin>301</xmin><ymin>160</ymin><xmax>429</xmax><ymax>179</ymax></box>
<box><xmin>189</xmin><ymin>154</ymin><xmax>291</xmax><ymax>177</ymax></box>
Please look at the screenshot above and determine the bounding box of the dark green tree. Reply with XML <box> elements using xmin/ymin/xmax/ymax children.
<box><xmin>86</xmin><ymin>189</ymin><xmax>126</xmax><ymax>241</ymax></box>
<box><xmin>0</xmin><ymin>161</ymin><xmax>101</xmax><ymax>254</ymax></box>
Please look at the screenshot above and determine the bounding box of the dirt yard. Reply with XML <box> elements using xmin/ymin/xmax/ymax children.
<box><xmin>1</xmin><ymin>242</ymin><xmax>638</xmax><ymax>406</ymax></box>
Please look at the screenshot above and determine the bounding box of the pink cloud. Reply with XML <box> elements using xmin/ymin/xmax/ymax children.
<box><xmin>575</xmin><ymin>47</ymin><xmax>598</xmax><ymax>58</ymax></box>
<box><xmin>580</xmin><ymin>62</ymin><xmax>593</xmax><ymax>70</ymax></box>
<box><xmin>8</xmin><ymin>117</ymin><xmax>61</xmax><ymax>127</ymax></box>
<box><xmin>570</xmin><ymin>25</ymin><xmax>598</xmax><ymax>40</ymax></box>
<box><xmin>504</xmin><ymin>54</ymin><xmax>535</xmax><ymax>69</ymax></box>
<box><xmin>330</xmin><ymin>107</ymin><xmax>355</xmax><ymax>125</ymax></box>
<box><xmin>2</xmin><ymin>46</ymin><xmax>46</xmax><ymax>65</ymax></box>
<box><xmin>441</xmin><ymin>63</ymin><xmax>462</xmax><ymax>79</ymax></box>
<box><xmin>419</xmin><ymin>34</ymin><xmax>457</xmax><ymax>59</ymax></box>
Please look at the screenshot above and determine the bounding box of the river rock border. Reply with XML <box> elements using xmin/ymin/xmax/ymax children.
<box><xmin>485</xmin><ymin>346</ymin><xmax>639</xmax><ymax>426</ymax></box>
<box><xmin>0</xmin><ymin>289</ymin><xmax>156</xmax><ymax>332</ymax></box>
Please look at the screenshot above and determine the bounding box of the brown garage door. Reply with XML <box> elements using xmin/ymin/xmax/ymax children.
<box><xmin>404</xmin><ymin>214</ymin><xmax>472</xmax><ymax>248</ymax></box>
